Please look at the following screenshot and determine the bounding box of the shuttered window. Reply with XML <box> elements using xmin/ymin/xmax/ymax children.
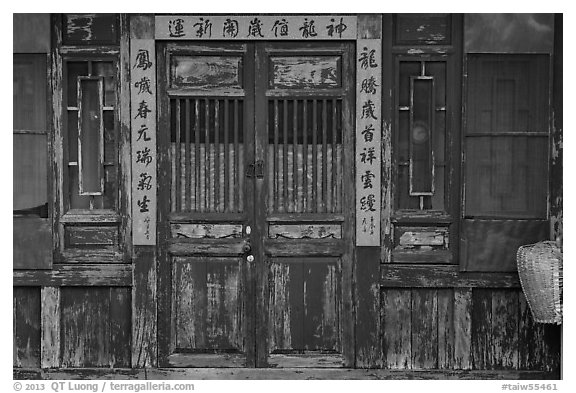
<box><xmin>461</xmin><ymin>54</ymin><xmax>550</xmax><ymax>271</ymax></box>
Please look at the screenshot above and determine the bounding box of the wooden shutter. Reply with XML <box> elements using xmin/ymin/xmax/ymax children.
<box><xmin>461</xmin><ymin>54</ymin><xmax>550</xmax><ymax>272</ymax></box>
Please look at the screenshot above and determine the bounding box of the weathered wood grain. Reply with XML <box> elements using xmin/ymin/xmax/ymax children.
<box><xmin>437</xmin><ymin>289</ymin><xmax>454</xmax><ymax>369</ymax></box>
<box><xmin>453</xmin><ymin>288</ymin><xmax>472</xmax><ymax>370</ymax></box>
<box><xmin>263</xmin><ymin>239</ymin><xmax>344</xmax><ymax>256</ymax></box>
<box><xmin>303</xmin><ymin>260</ymin><xmax>339</xmax><ymax>351</ymax></box>
<box><xmin>355</xmin><ymin>247</ymin><xmax>382</xmax><ymax>367</ymax></box>
<box><xmin>40</xmin><ymin>287</ymin><xmax>60</xmax><ymax>368</ymax></box>
<box><xmin>411</xmin><ymin>289</ymin><xmax>438</xmax><ymax>369</ymax></box>
<box><xmin>110</xmin><ymin>287</ymin><xmax>132</xmax><ymax>367</ymax></box>
<box><xmin>268</xmin><ymin>224</ymin><xmax>342</xmax><ymax>239</ymax></box>
<box><xmin>168</xmin><ymin>239</ymin><xmax>248</xmax><ymax>256</ymax></box>
<box><xmin>14</xmin><ymin>367</ymin><xmax>561</xmax><ymax>380</ymax></box>
<box><xmin>270</xmin><ymin>56</ymin><xmax>340</xmax><ymax>89</ymax></box>
<box><xmin>132</xmin><ymin>247</ymin><xmax>157</xmax><ymax>368</ymax></box>
<box><xmin>171</xmin><ymin>223</ymin><xmax>243</xmax><ymax>239</ymax></box>
<box><xmin>491</xmin><ymin>290</ymin><xmax>519</xmax><ymax>370</ymax></box>
<box><xmin>14</xmin><ymin>287</ymin><xmax>41</xmax><ymax>368</ymax></box>
<box><xmin>471</xmin><ymin>289</ymin><xmax>492</xmax><ymax>370</ymax></box>
<box><xmin>61</xmin><ymin>288</ymin><xmax>111</xmax><ymax>367</ymax></box>
<box><xmin>63</xmin><ymin>14</ymin><xmax>119</xmax><ymax>44</ymax></box>
<box><xmin>13</xmin><ymin>264</ymin><xmax>131</xmax><ymax>287</ymax></box>
<box><xmin>380</xmin><ymin>264</ymin><xmax>521</xmax><ymax>288</ymax></box>
<box><xmin>395</xmin><ymin>14</ymin><xmax>451</xmax><ymax>45</ymax></box>
<box><xmin>65</xmin><ymin>225</ymin><xmax>118</xmax><ymax>246</ymax></box>
<box><xmin>382</xmin><ymin>289</ymin><xmax>411</xmax><ymax>369</ymax></box>
<box><xmin>268</xmin><ymin>353</ymin><xmax>344</xmax><ymax>368</ymax></box>
<box><xmin>268</xmin><ymin>261</ymin><xmax>296</xmax><ymax>351</ymax></box>
<box><xmin>398</xmin><ymin>228</ymin><xmax>447</xmax><ymax>247</ymax></box>
<box><xmin>167</xmin><ymin>354</ymin><xmax>246</xmax><ymax>368</ymax></box>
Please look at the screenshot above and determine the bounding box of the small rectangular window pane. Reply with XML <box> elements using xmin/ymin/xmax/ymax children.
<box><xmin>94</xmin><ymin>61</ymin><xmax>116</xmax><ymax>106</ymax></box>
<box><xmin>78</xmin><ymin>78</ymin><xmax>104</xmax><ymax>195</ymax></box>
<box><xmin>13</xmin><ymin>134</ymin><xmax>48</xmax><ymax>210</ymax></box>
<box><xmin>410</xmin><ymin>77</ymin><xmax>434</xmax><ymax>195</ymax></box>
<box><xmin>67</xmin><ymin>62</ymin><xmax>89</xmax><ymax>107</ymax></box>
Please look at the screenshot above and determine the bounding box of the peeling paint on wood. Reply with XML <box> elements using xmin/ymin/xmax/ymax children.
<box><xmin>271</xmin><ymin>56</ymin><xmax>340</xmax><ymax>89</ymax></box>
<box><xmin>382</xmin><ymin>289</ymin><xmax>411</xmax><ymax>369</ymax></box>
<box><xmin>65</xmin><ymin>225</ymin><xmax>118</xmax><ymax>246</ymax></box>
<box><xmin>172</xmin><ymin>257</ymin><xmax>243</xmax><ymax>351</ymax></box>
<box><xmin>397</xmin><ymin>227</ymin><xmax>447</xmax><ymax>247</ymax></box>
<box><xmin>13</xmin><ymin>367</ymin><xmax>562</xmax><ymax>380</ymax></box>
<box><xmin>437</xmin><ymin>289</ymin><xmax>454</xmax><ymax>369</ymax></box>
<box><xmin>132</xmin><ymin>247</ymin><xmax>157</xmax><ymax>368</ymax></box>
<box><xmin>453</xmin><ymin>288</ymin><xmax>472</xmax><ymax>370</ymax></box>
<box><xmin>395</xmin><ymin>14</ymin><xmax>450</xmax><ymax>45</ymax></box>
<box><xmin>14</xmin><ymin>287</ymin><xmax>41</xmax><ymax>368</ymax></box>
<box><xmin>63</xmin><ymin>14</ymin><xmax>119</xmax><ymax>45</ymax></box>
<box><xmin>411</xmin><ymin>289</ymin><xmax>438</xmax><ymax>369</ymax></box>
<box><xmin>471</xmin><ymin>289</ymin><xmax>492</xmax><ymax>369</ymax></box>
<box><xmin>40</xmin><ymin>287</ymin><xmax>60</xmax><ymax>368</ymax></box>
<box><xmin>14</xmin><ymin>264</ymin><xmax>131</xmax><ymax>287</ymax></box>
<box><xmin>491</xmin><ymin>290</ymin><xmax>519</xmax><ymax>370</ymax></box>
<box><xmin>171</xmin><ymin>223</ymin><xmax>243</xmax><ymax>239</ymax></box>
<box><xmin>268</xmin><ymin>224</ymin><xmax>341</xmax><ymax>239</ymax></box>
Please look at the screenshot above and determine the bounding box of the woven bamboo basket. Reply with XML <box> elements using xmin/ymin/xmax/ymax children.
<box><xmin>517</xmin><ymin>241</ymin><xmax>563</xmax><ymax>324</ymax></box>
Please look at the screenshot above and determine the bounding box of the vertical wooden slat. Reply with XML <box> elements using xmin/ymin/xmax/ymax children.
<box><xmin>41</xmin><ymin>287</ymin><xmax>60</xmax><ymax>368</ymax></box>
<box><xmin>233</xmin><ymin>99</ymin><xmax>239</xmax><ymax>212</ymax></box>
<box><xmin>214</xmin><ymin>99</ymin><xmax>220</xmax><ymax>211</ymax></box>
<box><xmin>312</xmin><ymin>99</ymin><xmax>318</xmax><ymax>212</ymax></box>
<box><xmin>472</xmin><ymin>289</ymin><xmax>492</xmax><ymax>369</ymax></box>
<box><xmin>185</xmin><ymin>99</ymin><xmax>191</xmax><ymax>211</ymax></box>
<box><xmin>332</xmin><ymin>99</ymin><xmax>337</xmax><ymax>213</ymax></box>
<box><xmin>411</xmin><ymin>289</ymin><xmax>438</xmax><ymax>369</ymax></box>
<box><xmin>204</xmin><ymin>98</ymin><xmax>210</xmax><ymax>211</ymax></box>
<box><xmin>437</xmin><ymin>288</ymin><xmax>454</xmax><ymax>369</ymax></box>
<box><xmin>302</xmin><ymin>99</ymin><xmax>308</xmax><ymax>212</ymax></box>
<box><xmin>283</xmin><ymin>100</ymin><xmax>289</xmax><ymax>212</ymax></box>
<box><xmin>109</xmin><ymin>287</ymin><xmax>131</xmax><ymax>367</ymax></box>
<box><xmin>453</xmin><ymin>288</ymin><xmax>472</xmax><ymax>370</ymax></box>
<box><xmin>293</xmin><ymin>99</ymin><xmax>299</xmax><ymax>212</ymax></box>
<box><xmin>273</xmin><ymin>99</ymin><xmax>279</xmax><ymax>212</ymax></box>
<box><xmin>322</xmin><ymin>99</ymin><xmax>328</xmax><ymax>213</ymax></box>
<box><xmin>492</xmin><ymin>290</ymin><xmax>519</xmax><ymax>370</ymax></box>
<box><xmin>224</xmin><ymin>99</ymin><xmax>229</xmax><ymax>212</ymax></box>
<box><xmin>14</xmin><ymin>287</ymin><xmax>41</xmax><ymax>368</ymax></box>
<box><xmin>194</xmin><ymin>98</ymin><xmax>202</xmax><ymax>211</ymax></box>
<box><xmin>382</xmin><ymin>289</ymin><xmax>412</xmax><ymax>369</ymax></box>
<box><xmin>174</xmin><ymin>99</ymin><xmax>181</xmax><ymax>211</ymax></box>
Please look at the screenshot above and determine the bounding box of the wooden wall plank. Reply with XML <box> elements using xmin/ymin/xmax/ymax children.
<box><xmin>14</xmin><ymin>287</ymin><xmax>41</xmax><ymax>368</ymax></box>
<box><xmin>411</xmin><ymin>289</ymin><xmax>438</xmax><ymax>369</ymax></box>
<box><xmin>13</xmin><ymin>264</ymin><xmax>132</xmax><ymax>287</ymax></box>
<box><xmin>380</xmin><ymin>265</ymin><xmax>521</xmax><ymax>288</ymax></box>
<box><xmin>471</xmin><ymin>289</ymin><xmax>492</xmax><ymax>370</ymax></box>
<box><xmin>518</xmin><ymin>293</ymin><xmax>561</xmax><ymax>372</ymax></box>
<box><xmin>110</xmin><ymin>287</ymin><xmax>132</xmax><ymax>367</ymax></box>
<box><xmin>268</xmin><ymin>262</ymin><xmax>293</xmax><ymax>351</ymax></box>
<box><xmin>40</xmin><ymin>287</ymin><xmax>60</xmax><ymax>368</ymax></box>
<box><xmin>382</xmin><ymin>289</ymin><xmax>411</xmax><ymax>369</ymax></box>
<box><xmin>355</xmin><ymin>247</ymin><xmax>382</xmax><ymax>367</ymax></box>
<box><xmin>132</xmin><ymin>246</ymin><xmax>157</xmax><ymax>367</ymax></box>
<box><xmin>61</xmin><ymin>288</ymin><xmax>109</xmax><ymax>367</ymax></box>
<box><xmin>437</xmin><ymin>289</ymin><xmax>454</xmax><ymax>369</ymax></box>
<box><xmin>453</xmin><ymin>288</ymin><xmax>472</xmax><ymax>370</ymax></box>
<box><xmin>491</xmin><ymin>290</ymin><xmax>519</xmax><ymax>370</ymax></box>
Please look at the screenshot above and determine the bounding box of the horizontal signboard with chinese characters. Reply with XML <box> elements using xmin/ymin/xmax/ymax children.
<box><xmin>155</xmin><ymin>16</ymin><xmax>357</xmax><ymax>40</ymax></box>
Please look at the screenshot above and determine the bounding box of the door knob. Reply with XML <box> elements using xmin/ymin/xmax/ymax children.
<box><xmin>243</xmin><ymin>241</ymin><xmax>252</xmax><ymax>253</ymax></box>
<box><xmin>247</xmin><ymin>255</ymin><xmax>254</xmax><ymax>262</ymax></box>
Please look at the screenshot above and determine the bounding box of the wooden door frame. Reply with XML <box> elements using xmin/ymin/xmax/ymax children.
<box><xmin>149</xmin><ymin>15</ymin><xmax>384</xmax><ymax>369</ymax></box>
<box><xmin>253</xmin><ymin>41</ymin><xmax>356</xmax><ymax>367</ymax></box>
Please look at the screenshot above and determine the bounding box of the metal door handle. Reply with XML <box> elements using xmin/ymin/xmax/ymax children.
<box><xmin>243</xmin><ymin>241</ymin><xmax>252</xmax><ymax>253</ymax></box>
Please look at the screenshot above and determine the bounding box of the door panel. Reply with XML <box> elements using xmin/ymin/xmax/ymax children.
<box><xmin>158</xmin><ymin>43</ymin><xmax>255</xmax><ymax>367</ymax></box>
<box><xmin>255</xmin><ymin>42</ymin><xmax>355</xmax><ymax>367</ymax></box>
<box><xmin>159</xmin><ymin>41</ymin><xmax>354</xmax><ymax>368</ymax></box>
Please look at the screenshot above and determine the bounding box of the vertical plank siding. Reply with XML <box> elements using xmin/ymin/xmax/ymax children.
<box><xmin>380</xmin><ymin>288</ymin><xmax>560</xmax><ymax>372</ymax></box>
<box><xmin>14</xmin><ymin>287</ymin><xmax>41</xmax><ymax>368</ymax></box>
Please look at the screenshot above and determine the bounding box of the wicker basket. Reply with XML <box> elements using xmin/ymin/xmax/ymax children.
<box><xmin>517</xmin><ymin>241</ymin><xmax>563</xmax><ymax>324</ymax></box>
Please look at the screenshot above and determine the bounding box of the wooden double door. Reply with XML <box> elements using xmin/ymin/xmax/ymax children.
<box><xmin>158</xmin><ymin>41</ymin><xmax>354</xmax><ymax>367</ymax></box>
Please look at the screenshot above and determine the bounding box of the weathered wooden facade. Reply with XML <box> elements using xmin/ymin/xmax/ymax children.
<box><xmin>13</xmin><ymin>13</ymin><xmax>562</xmax><ymax>378</ymax></box>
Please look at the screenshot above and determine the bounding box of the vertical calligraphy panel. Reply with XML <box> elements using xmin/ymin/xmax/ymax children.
<box><xmin>131</xmin><ymin>39</ymin><xmax>157</xmax><ymax>245</ymax></box>
<box><xmin>356</xmin><ymin>40</ymin><xmax>381</xmax><ymax>246</ymax></box>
